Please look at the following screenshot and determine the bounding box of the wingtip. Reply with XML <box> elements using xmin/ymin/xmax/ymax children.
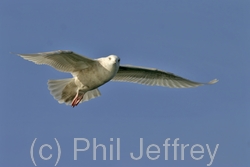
<box><xmin>11</xmin><ymin>52</ymin><xmax>23</xmax><ymax>57</ymax></box>
<box><xmin>208</xmin><ymin>79</ymin><xmax>219</xmax><ymax>84</ymax></box>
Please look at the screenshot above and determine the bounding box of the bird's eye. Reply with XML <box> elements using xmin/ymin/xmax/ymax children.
<box><xmin>118</xmin><ymin>58</ymin><xmax>120</xmax><ymax>62</ymax></box>
<box><xmin>109</xmin><ymin>57</ymin><xmax>111</xmax><ymax>60</ymax></box>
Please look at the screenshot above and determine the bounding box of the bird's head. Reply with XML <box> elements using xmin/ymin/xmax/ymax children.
<box><xmin>99</xmin><ymin>55</ymin><xmax>120</xmax><ymax>72</ymax></box>
<box><xmin>104</xmin><ymin>55</ymin><xmax>120</xmax><ymax>67</ymax></box>
<box><xmin>107</xmin><ymin>55</ymin><xmax>120</xmax><ymax>65</ymax></box>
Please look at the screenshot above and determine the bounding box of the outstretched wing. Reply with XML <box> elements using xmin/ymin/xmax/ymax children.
<box><xmin>17</xmin><ymin>50</ymin><xmax>96</xmax><ymax>73</ymax></box>
<box><xmin>112</xmin><ymin>65</ymin><xmax>218</xmax><ymax>88</ymax></box>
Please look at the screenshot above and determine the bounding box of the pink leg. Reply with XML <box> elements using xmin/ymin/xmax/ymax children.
<box><xmin>71</xmin><ymin>92</ymin><xmax>84</xmax><ymax>107</ymax></box>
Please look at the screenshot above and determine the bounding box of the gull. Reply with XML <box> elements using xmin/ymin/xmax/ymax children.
<box><xmin>17</xmin><ymin>50</ymin><xmax>218</xmax><ymax>107</ymax></box>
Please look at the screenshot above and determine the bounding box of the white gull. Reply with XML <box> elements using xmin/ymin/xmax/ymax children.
<box><xmin>17</xmin><ymin>50</ymin><xmax>218</xmax><ymax>107</ymax></box>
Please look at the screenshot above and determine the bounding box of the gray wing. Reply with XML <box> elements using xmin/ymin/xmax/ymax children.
<box><xmin>112</xmin><ymin>65</ymin><xmax>218</xmax><ymax>88</ymax></box>
<box><xmin>17</xmin><ymin>50</ymin><xmax>96</xmax><ymax>73</ymax></box>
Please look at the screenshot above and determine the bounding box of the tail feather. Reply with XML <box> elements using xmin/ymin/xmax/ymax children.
<box><xmin>82</xmin><ymin>89</ymin><xmax>101</xmax><ymax>102</ymax></box>
<box><xmin>48</xmin><ymin>78</ymin><xmax>77</xmax><ymax>104</ymax></box>
<box><xmin>47</xmin><ymin>78</ymin><xmax>101</xmax><ymax>105</ymax></box>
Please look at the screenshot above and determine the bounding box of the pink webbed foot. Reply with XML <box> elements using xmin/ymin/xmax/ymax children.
<box><xmin>71</xmin><ymin>93</ymin><xmax>84</xmax><ymax>107</ymax></box>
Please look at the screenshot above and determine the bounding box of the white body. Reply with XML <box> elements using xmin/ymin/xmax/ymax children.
<box><xmin>72</xmin><ymin>56</ymin><xmax>119</xmax><ymax>92</ymax></box>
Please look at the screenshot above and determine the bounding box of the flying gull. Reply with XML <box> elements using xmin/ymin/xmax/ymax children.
<box><xmin>17</xmin><ymin>50</ymin><xmax>218</xmax><ymax>107</ymax></box>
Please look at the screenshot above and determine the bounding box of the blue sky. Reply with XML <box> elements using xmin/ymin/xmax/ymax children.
<box><xmin>0</xmin><ymin>0</ymin><xmax>249</xmax><ymax>166</ymax></box>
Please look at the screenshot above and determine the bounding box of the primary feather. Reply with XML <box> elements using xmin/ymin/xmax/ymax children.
<box><xmin>113</xmin><ymin>65</ymin><xmax>218</xmax><ymax>88</ymax></box>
